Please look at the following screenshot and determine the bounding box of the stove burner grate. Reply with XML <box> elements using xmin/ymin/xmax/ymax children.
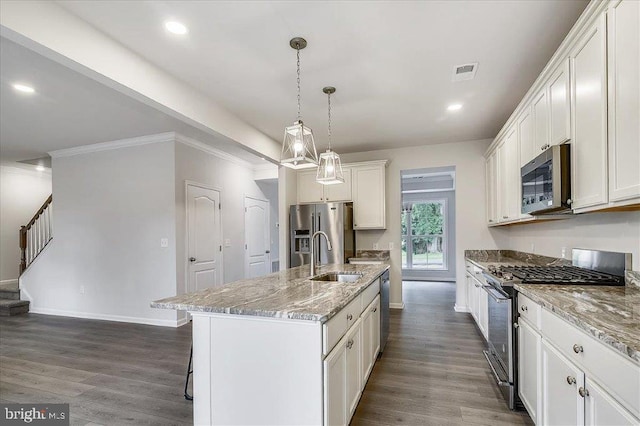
<box><xmin>499</xmin><ymin>265</ymin><xmax>624</xmax><ymax>285</ymax></box>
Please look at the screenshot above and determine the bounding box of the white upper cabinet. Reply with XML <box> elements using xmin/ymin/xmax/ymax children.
<box><xmin>607</xmin><ymin>0</ymin><xmax>640</xmax><ymax>204</ymax></box>
<box><xmin>549</xmin><ymin>58</ymin><xmax>572</xmax><ymax>146</ymax></box>
<box><xmin>486</xmin><ymin>150</ymin><xmax>499</xmax><ymax>225</ymax></box>
<box><xmin>570</xmin><ymin>13</ymin><xmax>608</xmax><ymax>210</ymax></box>
<box><xmin>297</xmin><ymin>167</ymin><xmax>352</xmax><ymax>203</ymax></box>
<box><xmin>352</xmin><ymin>162</ymin><xmax>386</xmax><ymax>230</ymax></box>
<box><xmin>518</xmin><ymin>106</ymin><xmax>534</xmax><ymax>168</ymax></box>
<box><xmin>532</xmin><ymin>88</ymin><xmax>550</xmax><ymax>154</ymax></box>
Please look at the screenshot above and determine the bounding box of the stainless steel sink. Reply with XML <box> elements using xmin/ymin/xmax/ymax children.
<box><xmin>311</xmin><ymin>272</ymin><xmax>364</xmax><ymax>282</ymax></box>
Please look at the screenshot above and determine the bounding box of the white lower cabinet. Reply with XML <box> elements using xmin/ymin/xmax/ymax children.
<box><xmin>323</xmin><ymin>281</ymin><xmax>382</xmax><ymax>425</ymax></box>
<box><xmin>518</xmin><ymin>318</ymin><xmax>541</xmax><ymax>424</ymax></box>
<box><xmin>585</xmin><ymin>379</ymin><xmax>639</xmax><ymax>426</ymax></box>
<box><xmin>541</xmin><ymin>338</ymin><xmax>585</xmax><ymax>425</ymax></box>
<box><xmin>465</xmin><ymin>262</ymin><xmax>488</xmax><ymax>341</ymax></box>
<box><xmin>518</xmin><ymin>293</ymin><xmax>640</xmax><ymax>425</ymax></box>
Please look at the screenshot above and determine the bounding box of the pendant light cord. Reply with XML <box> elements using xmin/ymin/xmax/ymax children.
<box><xmin>296</xmin><ymin>47</ymin><xmax>301</xmax><ymax>121</ymax></box>
<box><xmin>327</xmin><ymin>91</ymin><xmax>332</xmax><ymax>150</ymax></box>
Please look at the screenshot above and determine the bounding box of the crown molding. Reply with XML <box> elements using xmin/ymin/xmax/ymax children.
<box><xmin>48</xmin><ymin>132</ymin><xmax>176</xmax><ymax>158</ymax></box>
<box><xmin>174</xmin><ymin>134</ymin><xmax>255</xmax><ymax>170</ymax></box>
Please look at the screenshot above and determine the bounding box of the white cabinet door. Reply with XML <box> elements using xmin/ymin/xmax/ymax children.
<box><xmin>324</xmin><ymin>337</ymin><xmax>347</xmax><ymax>426</ymax></box>
<box><xmin>360</xmin><ymin>295</ymin><xmax>381</xmax><ymax>385</ymax></box>
<box><xmin>532</xmin><ymin>88</ymin><xmax>550</xmax><ymax>153</ymax></box>
<box><xmin>518</xmin><ymin>106</ymin><xmax>534</xmax><ymax>167</ymax></box>
<box><xmin>478</xmin><ymin>285</ymin><xmax>488</xmax><ymax>340</ymax></box>
<box><xmin>549</xmin><ymin>58</ymin><xmax>572</xmax><ymax>146</ymax></box>
<box><xmin>505</xmin><ymin>126</ymin><xmax>520</xmax><ymax>220</ymax></box>
<box><xmin>486</xmin><ymin>151</ymin><xmax>499</xmax><ymax>225</ymax></box>
<box><xmin>298</xmin><ymin>170</ymin><xmax>325</xmax><ymax>203</ymax></box>
<box><xmin>541</xmin><ymin>339</ymin><xmax>584</xmax><ymax>426</ymax></box>
<box><xmin>352</xmin><ymin>164</ymin><xmax>386</xmax><ymax>229</ymax></box>
<box><xmin>607</xmin><ymin>0</ymin><xmax>640</xmax><ymax>203</ymax></box>
<box><xmin>570</xmin><ymin>14</ymin><xmax>608</xmax><ymax>210</ymax></box>
<box><xmin>345</xmin><ymin>319</ymin><xmax>362</xmax><ymax>418</ymax></box>
<box><xmin>518</xmin><ymin>319</ymin><xmax>542</xmax><ymax>424</ymax></box>
<box><xmin>497</xmin><ymin>138</ymin><xmax>509</xmax><ymax>222</ymax></box>
<box><xmin>585</xmin><ymin>378</ymin><xmax>640</xmax><ymax>426</ymax></box>
<box><xmin>324</xmin><ymin>167</ymin><xmax>353</xmax><ymax>202</ymax></box>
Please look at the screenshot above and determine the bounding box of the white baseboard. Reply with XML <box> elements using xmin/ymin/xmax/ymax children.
<box><xmin>390</xmin><ymin>302</ymin><xmax>405</xmax><ymax>310</ymax></box>
<box><xmin>454</xmin><ymin>304</ymin><xmax>471</xmax><ymax>313</ymax></box>
<box><xmin>28</xmin><ymin>307</ymin><xmax>182</xmax><ymax>327</ymax></box>
<box><xmin>0</xmin><ymin>279</ymin><xmax>18</xmax><ymax>286</ymax></box>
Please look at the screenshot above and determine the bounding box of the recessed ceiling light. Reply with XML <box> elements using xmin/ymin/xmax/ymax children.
<box><xmin>13</xmin><ymin>83</ymin><xmax>35</xmax><ymax>94</ymax></box>
<box><xmin>165</xmin><ymin>21</ymin><xmax>188</xmax><ymax>35</ymax></box>
<box><xmin>447</xmin><ymin>104</ymin><xmax>463</xmax><ymax>111</ymax></box>
<box><xmin>35</xmin><ymin>165</ymin><xmax>45</xmax><ymax>172</ymax></box>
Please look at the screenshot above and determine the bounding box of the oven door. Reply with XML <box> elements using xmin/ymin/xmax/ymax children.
<box><xmin>482</xmin><ymin>283</ymin><xmax>515</xmax><ymax>408</ymax></box>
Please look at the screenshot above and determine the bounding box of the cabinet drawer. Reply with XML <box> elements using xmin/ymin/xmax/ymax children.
<box><xmin>323</xmin><ymin>295</ymin><xmax>362</xmax><ymax>356</ymax></box>
<box><xmin>540</xmin><ymin>308</ymin><xmax>640</xmax><ymax>417</ymax></box>
<box><xmin>360</xmin><ymin>279</ymin><xmax>380</xmax><ymax>312</ymax></box>
<box><xmin>517</xmin><ymin>293</ymin><xmax>541</xmax><ymax>330</ymax></box>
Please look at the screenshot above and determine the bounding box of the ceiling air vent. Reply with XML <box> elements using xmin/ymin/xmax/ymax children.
<box><xmin>452</xmin><ymin>62</ymin><xmax>478</xmax><ymax>82</ymax></box>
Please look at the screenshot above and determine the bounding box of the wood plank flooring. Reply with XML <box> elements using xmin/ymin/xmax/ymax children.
<box><xmin>351</xmin><ymin>281</ymin><xmax>532</xmax><ymax>425</ymax></box>
<box><xmin>0</xmin><ymin>281</ymin><xmax>532</xmax><ymax>425</ymax></box>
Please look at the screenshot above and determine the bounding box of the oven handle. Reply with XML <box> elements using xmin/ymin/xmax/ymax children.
<box><xmin>483</xmin><ymin>350</ymin><xmax>510</xmax><ymax>387</ymax></box>
<box><xmin>482</xmin><ymin>285</ymin><xmax>510</xmax><ymax>303</ymax></box>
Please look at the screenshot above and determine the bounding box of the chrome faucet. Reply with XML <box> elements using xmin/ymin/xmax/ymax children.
<box><xmin>310</xmin><ymin>231</ymin><xmax>332</xmax><ymax>277</ymax></box>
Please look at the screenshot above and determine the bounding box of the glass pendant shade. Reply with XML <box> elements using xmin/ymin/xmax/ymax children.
<box><xmin>316</xmin><ymin>149</ymin><xmax>345</xmax><ymax>184</ymax></box>
<box><xmin>281</xmin><ymin>120</ymin><xmax>318</xmax><ymax>169</ymax></box>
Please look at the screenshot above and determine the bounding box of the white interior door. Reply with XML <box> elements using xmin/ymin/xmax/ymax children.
<box><xmin>244</xmin><ymin>197</ymin><xmax>270</xmax><ymax>278</ymax></box>
<box><xmin>187</xmin><ymin>184</ymin><xmax>222</xmax><ymax>292</ymax></box>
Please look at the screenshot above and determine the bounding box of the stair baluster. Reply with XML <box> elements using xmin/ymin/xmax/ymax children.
<box><xmin>19</xmin><ymin>195</ymin><xmax>53</xmax><ymax>275</ymax></box>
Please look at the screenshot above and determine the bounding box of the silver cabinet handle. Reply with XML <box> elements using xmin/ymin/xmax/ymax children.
<box><xmin>347</xmin><ymin>339</ymin><xmax>354</xmax><ymax>349</ymax></box>
<box><xmin>521</xmin><ymin>305</ymin><xmax>528</xmax><ymax>312</ymax></box>
<box><xmin>566</xmin><ymin>376</ymin><xmax>576</xmax><ymax>385</ymax></box>
<box><xmin>347</xmin><ymin>314</ymin><xmax>353</xmax><ymax>321</ymax></box>
<box><xmin>578</xmin><ymin>387</ymin><xmax>589</xmax><ymax>398</ymax></box>
<box><xmin>502</xmin><ymin>216</ymin><xmax>509</xmax><ymax>219</ymax></box>
<box><xmin>573</xmin><ymin>344</ymin><xmax>583</xmax><ymax>354</ymax></box>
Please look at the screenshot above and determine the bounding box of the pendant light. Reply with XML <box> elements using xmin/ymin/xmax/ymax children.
<box><xmin>316</xmin><ymin>86</ymin><xmax>345</xmax><ymax>185</ymax></box>
<box><xmin>280</xmin><ymin>37</ymin><xmax>318</xmax><ymax>169</ymax></box>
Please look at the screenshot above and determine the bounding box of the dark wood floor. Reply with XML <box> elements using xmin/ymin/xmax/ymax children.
<box><xmin>352</xmin><ymin>281</ymin><xmax>532</xmax><ymax>426</ymax></box>
<box><xmin>0</xmin><ymin>282</ymin><xmax>532</xmax><ymax>425</ymax></box>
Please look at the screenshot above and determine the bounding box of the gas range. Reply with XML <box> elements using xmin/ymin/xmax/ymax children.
<box><xmin>485</xmin><ymin>264</ymin><xmax>625</xmax><ymax>286</ymax></box>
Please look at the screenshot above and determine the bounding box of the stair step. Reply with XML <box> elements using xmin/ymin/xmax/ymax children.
<box><xmin>0</xmin><ymin>299</ymin><xmax>30</xmax><ymax>316</ymax></box>
<box><xmin>0</xmin><ymin>288</ymin><xmax>20</xmax><ymax>300</ymax></box>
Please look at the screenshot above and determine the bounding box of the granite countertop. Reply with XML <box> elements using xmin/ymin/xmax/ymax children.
<box><xmin>152</xmin><ymin>263</ymin><xmax>389</xmax><ymax>322</ymax></box>
<box><xmin>348</xmin><ymin>250</ymin><xmax>391</xmax><ymax>262</ymax></box>
<box><xmin>465</xmin><ymin>249</ymin><xmax>640</xmax><ymax>363</ymax></box>
<box><xmin>515</xmin><ymin>283</ymin><xmax>640</xmax><ymax>364</ymax></box>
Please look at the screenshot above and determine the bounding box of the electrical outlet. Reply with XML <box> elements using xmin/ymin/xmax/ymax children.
<box><xmin>160</xmin><ymin>238</ymin><xmax>169</xmax><ymax>248</ymax></box>
<box><xmin>530</xmin><ymin>243</ymin><xmax>535</xmax><ymax>253</ymax></box>
<box><xmin>79</xmin><ymin>285</ymin><xmax>85</xmax><ymax>295</ymax></box>
<box><xmin>561</xmin><ymin>247</ymin><xmax>567</xmax><ymax>258</ymax></box>
<box><xmin>389</xmin><ymin>242</ymin><xmax>394</xmax><ymax>250</ymax></box>
<box><xmin>373</xmin><ymin>243</ymin><xmax>379</xmax><ymax>250</ymax></box>
<box><xmin>224</xmin><ymin>239</ymin><xmax>231</xmax><ymax>247</ymax></box>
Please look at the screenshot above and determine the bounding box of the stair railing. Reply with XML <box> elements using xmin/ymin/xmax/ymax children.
<box><xmin>19</xmin><ymin>195</ymin><xmax>53</xmax><ymax>274</ymax></box>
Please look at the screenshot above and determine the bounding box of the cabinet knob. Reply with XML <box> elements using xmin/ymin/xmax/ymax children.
<box><xmin>189</xmin><ymin>257</ymin><xmax>196</xmax><ymax>262</ymax></box>
<box><xmin>347</xmin><ymin>314</ymin><xmax>353</xmax><ymax>321</ymax></box>
<box><xmin>573</xmin><ymin>344</ymin><xmax>583</xmax><ymax>354</ymax></box>
<box><xmin>521</xmin><ymin>305</ymin><xmax>528</xmax><ymax>312</ymax></box>
<box><xmin>347</xmin><ymin>339</ymin><xmax>354</xmax><ymax>349</ymax></box>
<box><xmin>372</xmin><ymin>307</ymin><xmax>377</xmax><ymax>312</ymax></box>
<box><xmin>566</xmin><ymin>376</ymin><xmax>576</xmax><ymax>385</ymax></box>
<box><xmin>502</xmin><ymin>216</ymin><xmax>509</xmax><ymax>219</ymax></box>
<box><xmin>578</xmin><ymin>387</ymin><xmax>589</xmax><ymax>398</ymax></box>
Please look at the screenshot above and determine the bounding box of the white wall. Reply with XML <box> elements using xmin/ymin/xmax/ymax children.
<box><xmin>0</xmin><ymin>165</ymin><xmax>52</xmax><ymax>281</ymax></box>
<box><xmin>174</xmin><ymin>142</ymin><xmax>272</xmax><ymax>293</ymax></box>
<box><xmin>20</xmin><ymin>141</ymin><xmax>179</xmax><ymax>326</ymax></box>
<box><xmin>492</xmin><ymin>211</ymin><xmax>640</xmax><ymax>271</ymax></box>
<box><xmin>257</xmin><ymin>180</ymin><xmax>279</xmax><ymax>271</ymax></box>
<box><xmin>339</xmin><ymin>139</ymin><xmax>496</xmax><ymax>309</ymax></box>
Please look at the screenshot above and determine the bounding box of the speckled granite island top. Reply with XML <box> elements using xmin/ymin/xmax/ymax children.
<box><xmin>515</xmin><ymin>283</ymin><xmax>640</xmax><ymax>364</ymax></box>
<box><xmin>151</xmin><ymin>263</ymin><xmax>389</xmax><ymax>322</ymax></box>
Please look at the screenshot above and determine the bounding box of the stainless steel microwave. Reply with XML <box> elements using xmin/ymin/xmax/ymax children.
<box><xmin>521</xmin><ymin>144</ymin><xmax>571</xmax><ymax>215</ymax></box>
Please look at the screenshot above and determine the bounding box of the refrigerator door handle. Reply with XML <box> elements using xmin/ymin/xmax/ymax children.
<box><xmin>316</xmin><ymin>212</ymin><xmax>321</xmax><ymax>264</ymax></box>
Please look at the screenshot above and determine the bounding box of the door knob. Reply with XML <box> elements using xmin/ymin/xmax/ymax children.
<box><xmin>189</xmin><ymin>257</ymin><xmax>196</xmax><ymax>262</ymax></box>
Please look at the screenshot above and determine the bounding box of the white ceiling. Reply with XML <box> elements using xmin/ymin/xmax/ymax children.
<box><xmin>0</xmin><ymin>37</ymin><xmax>265</xmax><ymax>164</ymax></box>
<box><xmin>58</xmin><ymin>0</ymin><xmax>589</xmax><ymax>154</ymax></box>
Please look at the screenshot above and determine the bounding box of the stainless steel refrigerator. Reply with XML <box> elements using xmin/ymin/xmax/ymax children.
<box><xmin>290</xmin><ymin>202</ymin><xmax>355</xmax><ymax>267</ymax></box>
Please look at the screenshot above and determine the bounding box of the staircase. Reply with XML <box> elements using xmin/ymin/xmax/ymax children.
<box><xmin>5</xmin><ymin>194</ymin><xmax>53</xmax><ymax>316</ymax></box>
<box><xmin>0</xmin><ymin>282</ymin><xmax>29</xmax><ymax>316</ymax></box>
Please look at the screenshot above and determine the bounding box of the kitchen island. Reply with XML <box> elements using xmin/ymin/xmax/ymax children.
<box><xmin>152</xmin><ymin>263</ymin><xmax>389</xmax><ymax>426</ymax></box>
